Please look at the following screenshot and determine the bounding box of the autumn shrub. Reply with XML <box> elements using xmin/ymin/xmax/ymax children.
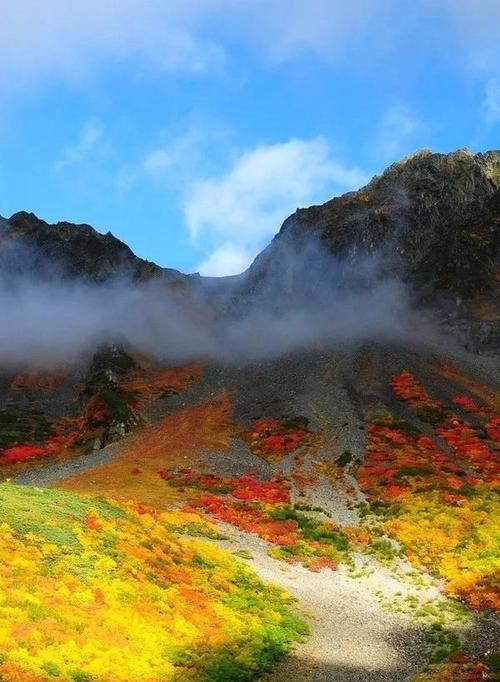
<box><xmin>245</xmin><ymin>416</ymin><xmax>312</xmax><ymax>461</ymax></box>
<box><xmin>0</xmin><ymin>483</ymin><xmax>306</xmax><ymax>681</ymax></box>
<box><xmin>385</xmin><ymin>486</ymin><xmax>500</xmax><ymax>609</ymax></box>
<box><xmin>357</xmin><ymin>373</ymin><xmax>500</xmax><ymax>612</ymax></box>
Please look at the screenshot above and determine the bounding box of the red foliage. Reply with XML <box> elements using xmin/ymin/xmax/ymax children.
<box><xmin>159</xmin><ymin>469</ymin><xmax>291</xmax><ymax>504</ymax></box>
<box><xmin>486</xmin><ymin>415</ymin><xmax>500</xmax><ymax>442</ymax></box>
<box><xmin>163</xmin><ymin>468</ymin><xmax>348</xmax><ymax>571</ymax></box>
<box><xmin>391</xmin><ymin>372</ymin><xmax>500</xmax><ymax>480</ymax></box>
<box><xmin>0</xmin><ymin>427</ymin><xmax>81</xmax><ymax>465</ymax></box>
<box><xmin>357</xmin><ymin>421</ymin><xmax>469</xmax><ymax>500</ymax></box>
<box><xmin>232</xmin><ymin>475</ymin><xmax>290</xmax><ymax>503</ymax></box>
<box><xmin>0</xmin><ymin>444</ymin><xmax>46</xmax><ymax>464</ymax></box>
<box><xmin>196</xmin><ymin>493</ymin><xmax>298</xmax><ymax>546</ymax></box>
<box><xmin>391</xmin><ymin>371</ymin><xmax>443</xmax><ymax>417</ymax></box>
<box><xmin>464</xmin><ymin>664</ymin><xmax>489</xmax><ymax>681</ymax></box>
<box><xmin>246</xmin><ymin>417</ymin><xmax>311</xmax><ymax>461</ymax></box>
<box><xmin>435</xmin><ymin>420</ymin><xmax>498</xmax><ymax>477</ymax></box>
<box><xmin>452</xmin><ymin>395</ymin><xmax>482</xmax><ymax>413</ymax></box>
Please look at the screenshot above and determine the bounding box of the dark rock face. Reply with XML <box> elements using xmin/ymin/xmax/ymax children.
<box><xmin>245</xmin><ymin>150</ymin><xmax>500</xmax><ymax>295</ymax></box>
<box><xmin>234</xmin><ymin>149</ymin><xmax>500</xmax><ymax>354</ymax></box>
<box><xmin>0</xmin><ymin>211</ymin><xmax>188</xmax><ymax>284</ymax></box>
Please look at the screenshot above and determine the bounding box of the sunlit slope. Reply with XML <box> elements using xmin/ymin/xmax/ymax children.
<box><xmin>0</xmin><ymin>483</ymin><xmax>305</xmax><ymax>682</ymax></box>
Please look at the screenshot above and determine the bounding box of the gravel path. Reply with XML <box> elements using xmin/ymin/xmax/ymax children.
<box><xmin>11</xmin><ymin>440</ymin><xmax>126</xmax><ymax>487</ymax></box>
<box><xmin>215</xmin><ymin>525</ymin><xmax>427</xmax><ymax>682</ymax></box>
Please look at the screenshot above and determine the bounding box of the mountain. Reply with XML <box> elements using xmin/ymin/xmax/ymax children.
<box><xmin>2</xmin><ymin>149</ymin><xmax>499</xmax><ymax>293</ymax></box>
<box><xmin>0</xmin><ymin>149</ymin><xmax>499</xmax><ymax>682</ymax></box>
<box><xmin>236</xmin><ymin>149</ymin><xmax>500</xmax><ymax>353</ymax></box>
<box><xmin>0</xmin><ymin>210</ymin><xmax>190</xmax><ymax>284</ymax></box>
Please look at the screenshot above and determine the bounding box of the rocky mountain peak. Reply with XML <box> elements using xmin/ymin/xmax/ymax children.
<box><xmin>1</xmin><ymin>211</ymin><xmax>187</xmax><ymax>284</ymax></box>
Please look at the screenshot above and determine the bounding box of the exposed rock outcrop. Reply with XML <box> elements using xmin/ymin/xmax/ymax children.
<box><xmin>235</xmin><ymin>149</ymin><xmax>500</xmax><ymax>354</ymax></box>
<box><xmin>0</xmin><ymin>211</ymin><xmax>189</xmax><ymax>284</ymax></box>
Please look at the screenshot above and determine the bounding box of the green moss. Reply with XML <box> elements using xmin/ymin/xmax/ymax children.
<box><xmin>337</xmin><ymin>450</ymin><xmax>353</xmax><ymax>467</ymax></box>
<box><xmin>98</xmin><ymin>386</ymin><xmax>136</xmax><ymax>425</ymax></box>
<box><xmin>425</xmin><ymin>624</ymin><xmax>462</xmax><ymax>665</ymax></box>
<box><xmin>70</xmin><ymin>671</ymin><xmax>96</xmax><ymax>682</ymax></box>
<box><xmin>280</xmin><ymin>416</ymin><xmax>309</xmax><ymax>431</ymax></box>
<box><xmin>416</xmin><ymin>406</ymin><xmax>446</xmax><ymax>425</ymax></box>
<box><xmin>368</xmin><ymin>538</ymin><xmax>400</xmax><ymax>564</ymax></box>
<box><xmin>485</xmin><ymin>652</ymin><xmax>500</xmax><ymax>673</ymax></box>
<box><xmin>390</xmin><ymin>420</ymin><xmax>421</xmax><ymax>437</ymax></box>
<box><xmin>394</xmin><ymin>466</ymin><xmax>433</xmax><ymax>480</ymax></box>
<box><xmin>0</xmin><ymin>405</ymin><xmax>53</xmax><ymax>449</ymax></box>
<box><xmin>0</xmin><ymin>482</ymin><xmax>127</xmax><ymax>551</ymax></box>
<box><xmin>42</xmin><ymin>661</ymin><xmax>62</xmax><ymax>677</ymax></box>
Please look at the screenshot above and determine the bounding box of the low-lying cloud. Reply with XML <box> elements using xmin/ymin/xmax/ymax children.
<box><xmin>0</xmin><ymin>233</ymin><xmax>436</xmax><ymax>368</ymax></box>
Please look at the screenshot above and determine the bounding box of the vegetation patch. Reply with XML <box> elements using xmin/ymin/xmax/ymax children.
<box><xmin>245</xmin><ymin>416</ymin><xmax>313</xmax><ymax>462</ymax></box>
<box><xmin>0</xmin><ymin>482</ymin><xmax>306</xmax><ymax>682</ymax></box>
<box><xmin>159</xmin><ymin>469</ymin><xmax>354</xmax><ymax>572</ymax></box>
<box><xmin>0</xmin><ymin>405</ymin><xmax>53</xmax><ymax>450</ymax></box>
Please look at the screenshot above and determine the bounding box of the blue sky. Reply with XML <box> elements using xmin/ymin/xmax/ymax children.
<box><xmin>0</xmin><ymin>1</ymin><xmax>499</xmax><ymax>276</ymax></box>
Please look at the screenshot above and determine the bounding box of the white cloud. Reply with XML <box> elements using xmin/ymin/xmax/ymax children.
<box><xmin>141</xmin><ymin>129</ymin><xmax>203</xmax><ymax>179</ymax></box>
<box><xmin>376</xmin><ymin>106</ymin><xmax>421</xmax><ymax>162</ymax></box>
<box><xmin>184</xmin><ymin>137</ymin><xmax>368</xmax><ymax>276</ymax></box>
<box><xmin>0</xmin><ymin>1</ymin><xmax>224</xmax><ymax>88</ymax></box>
<box><xmin>52</xmin><ymin>120</ymin><xmax>105</xmax><ymax>171</ymax></box>
<box><xmin>0</xmin><ymin>0</ymin><xmax>498</xmax><ymax>104</ymax></box>
<box><xmin>481</xmin><ymin>79</ymin><xmax>500</xmax><ymax>127</ymax></box>
<box><xmin>114</xmin><ymin>125</ymin><xmax>227</xmax><ymax>198</ymax></box>
<box><xmin>219</xmin><ymin>0</ymin><xmax>385</xmax><ymax>64</ymax></box>
<box><xmin>0</xmin><ymin>1</ymin><xmax>393</xmax><ymax>89</ymax></box>
<box><xmin>196</xmin><ymin>243</ymin><xmax>253</xmax><ymax>277</ymax></box>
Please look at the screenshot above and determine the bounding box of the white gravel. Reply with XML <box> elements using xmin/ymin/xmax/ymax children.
<box><xmin>214</xmin><ymin>524</ymin><xmax>428</xmax><ymax>682</ymax></box>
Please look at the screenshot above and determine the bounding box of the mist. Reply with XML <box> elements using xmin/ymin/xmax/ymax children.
<box><xmin>0</xmin><ymin>234</ymin><xmax>436</xmax><ymax>368</ymax></box>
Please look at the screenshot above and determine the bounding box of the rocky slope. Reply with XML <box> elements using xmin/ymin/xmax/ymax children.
<box><xmin>0</xmin><ymin>210</ymin><xmax>189</xmax><ymax>284</ymax></box>
<box><xmin>236</xmin><ymin>149</ymin><xmax>500</xmax><ymax>353</ymax></box>
<box><xmin>247</xmin><ymin>149</ymin><xmax>499</xmax><ymax>293</ymax></box>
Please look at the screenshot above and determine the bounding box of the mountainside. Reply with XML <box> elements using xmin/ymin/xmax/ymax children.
<box><xmin>237</xmin><ymin>149</ymin><xmax>500</xmax><ymax>353</ymax></box>
<box><xmin>247</xmin><ymin>149</ymin><xmax>499</xmax><ymax>291</ymax></box>
<box><xmin>0</xmin><ymin>210</ymin><xmax>189</xmax><ymax>284</ymax></box>
<box><xmin>0</xmin><ymin>149</ymin><xmax>499</xmax><ymax>682</ymax></box>
<box><xmin>6</xmin><ymin>149</ymin><xmax>498</xmax><ymax>354</ymax></box>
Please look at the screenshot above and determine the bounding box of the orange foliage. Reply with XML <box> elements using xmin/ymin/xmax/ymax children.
<box><xmin>58</xmin><ymin>393</ymin><xmax>233</xmax><ymax>507</ymax></box>
<box><xmin>121</xmin><ymin>361</ymin><xmax>202</xmax><ymax>400</ymax></box>
<box><xmin>10</xmin><ymin>368</ymin><xmax>66</xmax><ymax>391</ymax></box>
